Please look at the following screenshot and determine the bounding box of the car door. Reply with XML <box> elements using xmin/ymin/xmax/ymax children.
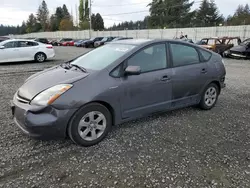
<box><xmin>0</xmin><ymin>41</ymin><xmax>19</xmax><ymax>63</ymax></box>
<box><xmin>17</xmin><ymin>41</ymin><xmax>39</xmax><ymax>61</ymax></box>
<box><xmin>169</xmin><ymin>42</ymin><xmax>209</xmax><ymax>108</ymax></box>
<box><xmin>120</xmin><ymin>43</ymin><xmax>173</xmax><ymax>119</ymax></box>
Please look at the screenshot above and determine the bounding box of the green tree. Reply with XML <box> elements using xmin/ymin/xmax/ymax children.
<box><xmin>227</xmin><ymin>4</ymin><xmax>250</xmax><ymax>25</ymax></box>
<box><xmin>37</xmin><ymin>0</ymin><xmax>49</xmax><ymax>31</ymax></box>
<box><xmin>54</xmin><ymin>7</ymin><xmax>64</xmax><ymax>30</ymax></box>
<box><xmin>49</xmin><ymin>15</ymin><xmax>58</xmax><ymax>31</ymax></box>
<box><xmin>79</xmin><ymin>0</ymin><xmax>84</xmax><ymax>26</ymax></box>
<box><xmin>79</xmin><ymin>0</ymin><xmax>90</xmax><ymax>29</ymax></box>
<box><xmin>62</xmin><ymin>4</ymin><xmax>70</xmax><ymax>19</ymax></box>
<box><xmin>84</xmin><ymin>0</ymin><xmax>89</xmax><ymax>20</ymax></box>
<box><xmin>26</xmin><ymin>14</ymin><xmax>37</xmax><ymax>33</ymax></box>
<box><xmin>194</xmin><ymin>0</ymin><xmax>224</xmax><ymax>27</ymax></box>
<box><xmin>148</xmin><ymin>0</ymin><xmax>195</xmax><ymax>28</ymax></box>
<box><xmin>20</xmin><ymin>21</ymin><xmax>27</xmax><ymax>34</ymax></box>
<box><xmin>93</xmin><ymin>13</ymin><xmax>104</xmax><ymax>30</ymax></box>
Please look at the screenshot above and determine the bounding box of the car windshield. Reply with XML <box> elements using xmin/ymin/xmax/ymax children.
<box><xmin>112</xmin><ymin>38</ymin><xmax>120</xmax><ymax>41</ymax></box>
<box><xmin>101</xmin><ymin>37</ymin><xmax>108</xmax><ymax>42</ymax></box>
<box><xmin>240</xmin><ymin>40</ymin><xmax>250</xmax><ymax>46</ymax></box>
<box><xmin>71</xmin><ymin>44</ymin><xmax>135</xmax><ymax>70</ymax></box>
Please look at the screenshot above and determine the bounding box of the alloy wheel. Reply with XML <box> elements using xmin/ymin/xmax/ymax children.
<box><xmin>78</xmin><ymin>111</ymin><xmax>107</xmax><ymax>141</ymax></box>
<box><xmin>204</xmin><ymin>87</ymin><xmax>217</xmax><ymax>107</ymax></box>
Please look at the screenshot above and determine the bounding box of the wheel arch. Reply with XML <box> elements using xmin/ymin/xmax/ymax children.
<box><xmin>66</xmin><ymin>100</ymin><xmax>116</xmax><ymax>137</ymax></box>
<box><xmin>210</xmin><ymin>80</ymin><xmax>221</xmax><ymax>94</ymax></box>
<box><xmin>34</xmin><ymin>52</ymin><xmax>47</xmax><ymax>60</ymax></box>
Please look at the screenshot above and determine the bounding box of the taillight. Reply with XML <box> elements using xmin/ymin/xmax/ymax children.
<box><xmin>46</xmin><ymin>46</ymin><xmax>53</xmax><ymax>49</ymax></box>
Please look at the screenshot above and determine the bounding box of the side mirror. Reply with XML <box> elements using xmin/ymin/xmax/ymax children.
<box><xmin>0</xmin><ymin>46</ymin><xmax>5</xmax><ymax>49</ymax></box>
<box><xmin>124</xmin><ymin>66</ymin><xmax>141</xmax><ymax>76</ymax></box>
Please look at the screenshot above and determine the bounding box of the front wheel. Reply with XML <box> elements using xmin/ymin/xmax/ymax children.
<box><xmin>199</xmin><ymin>83</ymin><xmax>219</xmax><ymax>110</ymax></box>
<box><xmin>68</xmin><ymin>103</ymin><xmax>112</xmax><ymax>147</ymax></box>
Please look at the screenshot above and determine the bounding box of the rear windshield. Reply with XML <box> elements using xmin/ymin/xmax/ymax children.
<box><xmin>71</xmin><ymin>44</ymin><xmax>135</xmax><ymax>70</ymax></box>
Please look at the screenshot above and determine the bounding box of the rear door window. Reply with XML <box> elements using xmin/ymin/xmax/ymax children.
<box><xmin>170</xmin><ymin>43</ymin><xmax>200</xmax><ymax>67</ymax></box>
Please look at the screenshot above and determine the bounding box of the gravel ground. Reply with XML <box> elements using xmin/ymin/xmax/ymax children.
<box><xmin>0</xmin><ymin>47</ymin><xmax>250</xmax><ymax>188</ymax></box>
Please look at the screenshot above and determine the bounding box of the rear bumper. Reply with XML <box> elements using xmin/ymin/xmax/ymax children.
<box><xmin>11</xmin><ymin>95</ymin><xmax>78</xmax><ymax>139</ymax></box>
<box><xmin>46</xmin><ymin>50</ymin><xmax>55</xmax><ymax>59</ymax></box>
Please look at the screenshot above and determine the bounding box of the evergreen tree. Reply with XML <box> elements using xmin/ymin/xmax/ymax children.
<box><xmin>62</xmin><ymin>4</ymin><xmax>70</xmax><ymax>19</ymax></box>
<box><xmin>79</xmin><ymin>0</ymin><xmax>84</xmax><ymax>26</ymax></box>
<box><xmin>227</xmin><ymin>4</ymin><xmax>250</xmax><ymax>25</ymax></box>
<box><xmin>93</xmin><ymin>13</ymin><xmax>104</xmax><ymax>31</ymax></box>
<box><xmin>37</xmin><ymin>0</ymin><xmax>49</xmax><ymax>31</ymax></box>
<box><xmin>55</xmin><ymin>7</ymin><xmax>64</xmax><ymax>30</ymax></box>
<box><xmin>195</xmin><ymin>0</ymin><xmax>224</xmax><ymax>27</ymax></box>
<box><xmin>148</xmin><ymin>0</ymin><xmax>194</xmax><ymax>28</ymax></box>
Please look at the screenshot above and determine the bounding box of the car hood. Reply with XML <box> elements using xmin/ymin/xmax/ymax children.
<box><xmin>230</xmin><ymin>45</ymin><xmax>246</xmax><ymax>52</ymax></box>
<box><xmin>18</xmin><ymin>66</ymin><xmax>89</xmax><ymax>100</ymax></box>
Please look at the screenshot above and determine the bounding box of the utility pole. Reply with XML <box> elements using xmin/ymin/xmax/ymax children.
<box><xmin>89</xmin><ymin>0</ymin><xmax>92</xmax><ymax>38</ymax></box>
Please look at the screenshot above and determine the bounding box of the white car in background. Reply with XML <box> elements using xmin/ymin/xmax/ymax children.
<box><xmin>0</xmin><ymin>39</ymin><xmax>55</xmax><ymax>63</ymax></box>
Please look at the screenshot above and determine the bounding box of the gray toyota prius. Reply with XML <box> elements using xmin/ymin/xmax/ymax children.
<box><xmin>11</xmin><ymin>39</ymin><xmax>226</xmax><ymax>147</ymax></box>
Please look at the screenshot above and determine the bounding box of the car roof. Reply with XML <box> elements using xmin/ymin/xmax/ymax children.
<box><xmin>110</xmin><ymin>39</ymin><xmax>154</xmax><ymax>45</ymax></box>
<box><xmin>109</xmin><ymin>38</ymin><xmax>196</xmax><ymax>46</ymax></box>
<box><xmin>3</xmin><ymin>39</ymin><xmax>38</xmax><ymax>43</ymax></box>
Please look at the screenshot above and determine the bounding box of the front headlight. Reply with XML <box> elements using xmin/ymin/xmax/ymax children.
<box><xmin>31</xmin><ymin>84</ymin><xmax>73</xmax><ymax>106</ymax></box>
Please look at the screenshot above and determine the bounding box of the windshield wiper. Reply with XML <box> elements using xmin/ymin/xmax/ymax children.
<box><xmin>70</xmin><ymin>64</ymin><xmax>88</xmax><ymax>73</ymax></box>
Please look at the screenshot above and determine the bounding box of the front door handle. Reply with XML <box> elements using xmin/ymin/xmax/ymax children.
<box><xmin>201</xmin><ymin>68</ymin><xmax>207</xmax><ymax>74</ymax></box>
<box><xmin>161</xmin><ymin>75</ymin><xmax>170</xmax><ymax>81</ymax></box>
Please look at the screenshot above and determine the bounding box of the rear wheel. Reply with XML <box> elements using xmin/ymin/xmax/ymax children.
<box><xmin>68</xmin><ymin>103</ymin><xmax>112</xmax><ymax>147</ymax></box>
<box><xmin>199</xmin><ymin>83</ymin><xmax>219</xmax><ymax>110</ymax></box>
<box><xmin>35</xmin><ymin>52</ymin><xmax>46</xmax><ymax>63</ymax></box>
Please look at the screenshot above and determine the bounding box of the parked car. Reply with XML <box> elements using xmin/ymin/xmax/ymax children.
<box><xmin>82</xmin><ymin>37</ymin><xmax>103</xmax><ymax>48</ymax></box>
<box><xmin>11</xmin><ymin>39</ymin><xmax>226</xmax><ymax>147</ymax></box>
<box><xmin>0</xmin><ymin>36</ymin><xmax>10</xmax><ymax>42</ymax></box>
<box><xmin>0</xmin><ymin>39</ymin><xmax>55</xmax><ymax>63</ymax></box>
<box><xmin>104</xmin><ymin>37</ymin><xmax>133</xmax><ymax>44</ymax></box>
<box><xmin>48</xmin><ymin>39</ymin><xmax>59</xmax><ymax>46</ymax></box>
<box><xmin>58</xmin><ymin>38</ymin><xmax>73</xmax><ymax>46</ymax></box>
<box><xmin>34</xmin><ymin>38</ymin><xmax>49</xmax><ymax>44</ymax></box>
<box><xmin>94</xmin><ymin>37</ymin><xmax>115</xmax><ymax>47</ymax></box>
<box><xmin>224</xmin><ymin>38</ymin><xmax>250</xmax><ymax>59</ymax></box>
<box><xmin>197</xmin><ymin>37</ymin><xmax>241</xmax><ymax>55</ymax></box>
<box><xmin>74</xmin><ymin>39</ymin><xmax>87</xmax><ymax>47</ymax></box>
<box><xmin>61</xmin><ymin>40</ymin><xmax>76</xmax><ymax>46</ymax></box>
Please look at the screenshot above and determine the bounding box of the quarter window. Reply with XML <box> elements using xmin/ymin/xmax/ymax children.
<box><xmin>170</xmin><ymin>43</ymin><xmax>200</xmax><ymax>67</ymax></box>
<box><xmin>199</xmin><ymin>49</ymin><xmax>212</xmax><ymax>61</ymax></box>
<box><xmin>127</xmin><ymin>44</ymin><xmax>167</xmax><ymax>73</ymax></box>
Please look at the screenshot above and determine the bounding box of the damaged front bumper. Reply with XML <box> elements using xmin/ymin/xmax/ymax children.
<box><xmin>11</xmin><ymin>94</ymin><xmax>78</xmax><ymax>139</ymax></box>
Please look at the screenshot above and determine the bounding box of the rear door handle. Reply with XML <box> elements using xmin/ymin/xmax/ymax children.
<box><xmin>161</xmin><ymin>75</ymin><xmax>170</xmax><ymax>81</ymax></box>
<box><xmin>201</xmin><ymin>68</ymin><xmax>207</xmax><ymax>74</ymax></box>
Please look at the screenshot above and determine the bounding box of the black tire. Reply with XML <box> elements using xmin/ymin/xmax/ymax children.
<box><xmin>35</xmin><ymin>52</ymin><xmax>46</xmax><ymax>63</ymax></box>
<box><xmin>68</xmin><ymin>103</ymin><xmax>112</xmax><ymax>147</ymax></box>
<box><xmin>199</xmin><ymin>83</ymin><xmax>219</xmax><ymax>110</ymax></box>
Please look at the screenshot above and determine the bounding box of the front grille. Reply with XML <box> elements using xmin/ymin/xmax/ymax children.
<box><xmin>16</xmin><ymin>92</ymin><xmax>30</xmax><ymax>104</ymax></box>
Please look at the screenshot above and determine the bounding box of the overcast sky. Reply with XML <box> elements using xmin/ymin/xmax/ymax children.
<box><xmin>0</xmin><ymin>0</ymin><xmax>249</xmax><ymax>27</ymax></box>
